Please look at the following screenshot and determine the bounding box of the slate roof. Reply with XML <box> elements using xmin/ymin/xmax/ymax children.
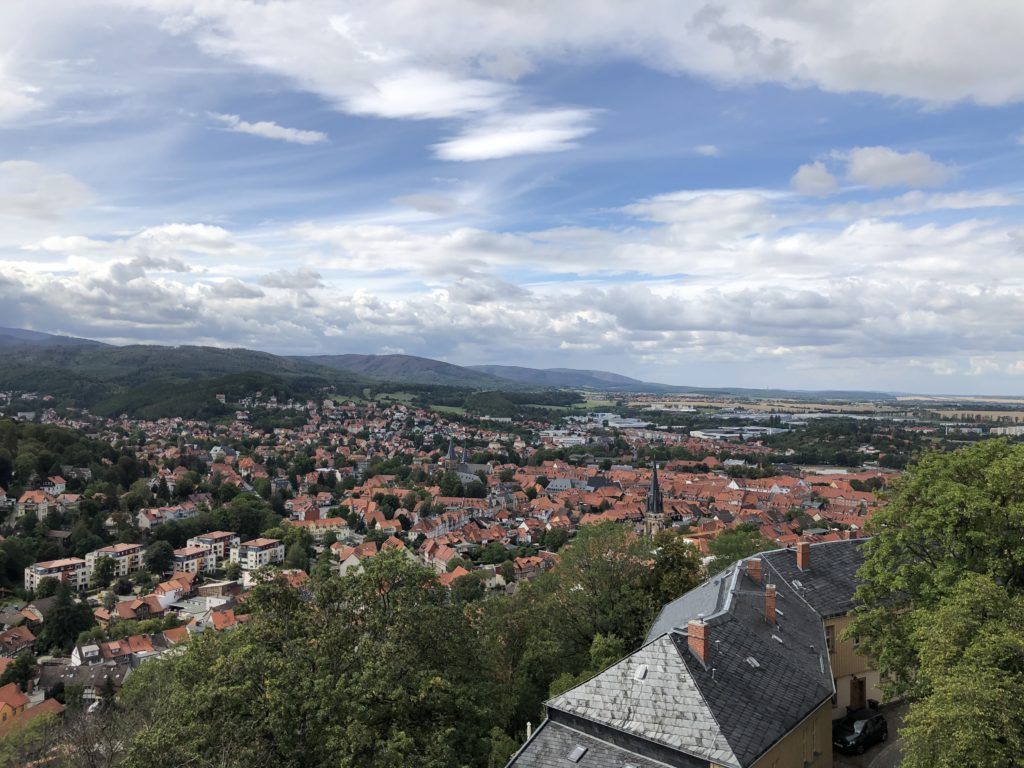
<box><xmin>507</xmin><ymin>720</ymin><xmax>672</xmax><ymax>768</ymax></box>
<box><xmin>762</xmin><ymin>539</ymin><xmax>866</xmax><ymax>618</ymax></box>
<box><xmin>547</xmin><ymin>635</ymin><xmax>739</xmax><ymax>767</ymax></box>
<box><xmin>671</xmin><ymin>569</ymin><xmax>833</xmax><ymax>766</ymax></box>
<box><xmin>645</xmin><ymin>568</ymin><xmax>736</xmax><ymax>644</ymax></box>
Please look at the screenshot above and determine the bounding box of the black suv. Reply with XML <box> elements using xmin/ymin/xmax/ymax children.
<box><xmin>833</xmin><ymin>709</ymin><xmax>888</xmax><ymax>755</ymax></box>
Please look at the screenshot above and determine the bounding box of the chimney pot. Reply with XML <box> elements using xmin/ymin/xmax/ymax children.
<box><xmin>688</xmin><ymin>617</ymin><xmax>710</xmax><ymax>664</ymax></box>
<box><xmin>796</xmin><ymin>541</ymin><xmax>811</xmax><ymax>570</ymax></box>
<box><xmin>765</xmin><ymin>583</ymin><xmax>777</xmax><ymax>625</ymax></box>
<box><xmin>746</xmin><ymin>557</ymin><xmax>763</xmax><ymax>584</ymax></box>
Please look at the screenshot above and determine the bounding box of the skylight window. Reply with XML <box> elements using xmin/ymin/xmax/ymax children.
<box><xmin>567</xmin><ymin>744</ymin><xmax>588</xmax><ymax>762</ymax></box>
<box><xmin>634</xmin><ymin>664</ymin><xmax>648</xmax><ymax>681</ymax></box>
<box><xmin>745</xmin><ymin>656</ymin><xmax>761</xmax><ymax>668</ymax></box>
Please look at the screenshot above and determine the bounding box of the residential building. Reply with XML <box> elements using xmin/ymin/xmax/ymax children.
<box><xmin>0</xmin><ymin>626</ymin><xmax>35</xmax><ymax>659</ymax></box>
<box><xmin>14</xmin><ymin>490</ymin><xmax>56</xmax><ymax>519</ymax></box>
<box><xmin>173</xmin><ymin>545</ymin><xmax>214</xmax><ymax>575</ymax></box>
<box><xmin>24</xmin><ymin>558</ymin><xmax>89</xmax><ymax>592</ymax></box>
<box><xmin>0</xmin><ymin>683</ymin><xmax>29</xmax><ymax>724</ymax></box>
<box><xmin>230</xmin><ymin>538</ymin><xmax>285</xmax><ymax>571</ymax></box>
<box><xmin>186</xmin><ymin>531</ymin><xmax>240</xmax><ymax>567</ymax></box>
<box><xmin>85</xmin><ymin>543</ymin><xmax>145</xmax><ymax>580</ymax></box>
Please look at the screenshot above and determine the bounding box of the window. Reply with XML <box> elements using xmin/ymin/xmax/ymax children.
<box><xmin>825</xmin><ymin>624</ymin><xmax>836</xmax><ymax>653</ymax></box>
<box><xmin>567</xmin><ymin>745</ymin><xmax>587</xmax><ymax>763</ymax></box>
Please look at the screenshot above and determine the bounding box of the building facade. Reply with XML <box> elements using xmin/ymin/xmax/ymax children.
<box><xmin>85</xmin><ymin>543</ymin><xmax>145</xmax><ymax>581</ymax></box>
<box><xmin>230</xmin><ymin>538</ymin><xmax>285</xmax><ymax>570</ymax></box>
<box><xmin>24</xmin><ymin>558</ymin><xmax>89</xmax><ymax>592</ymax></box>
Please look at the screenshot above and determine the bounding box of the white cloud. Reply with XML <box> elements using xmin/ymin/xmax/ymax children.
<box><xmin>840</xmin><ymin>146</ymin><xmax>953</xmax><ymax>188</ymax></box>
<box><xmin>433</xmin><ymin>109</ymin><xmax>597</xmax><ymax>161</ymax></box>
<box><xmin>0</xmin><ymin>161</ymin><xmax>92</xmax><ymax>219</ymax></box>
<box><xmin>210</xmin><ymin>113</ymin><xmax>327</xmax><ymax>145</ymax></box>
<box><xmin>791</xmin><ymin>161</ymin><xmax>837</xmax><ymax>196</ymax></box>
<box><xmin>346</xmin><ymin>70</ymin><xmax>506</xmax><ymax>120</ymax></box>
<box><xmin>695</xmin><ymin>144</ymin><xmax>721</xmax><ymax>157</ymax></box>
<box><xmin>0</xmin><ymin>66</ymin><xmax>42</xmax><ymax>123</ymax></box>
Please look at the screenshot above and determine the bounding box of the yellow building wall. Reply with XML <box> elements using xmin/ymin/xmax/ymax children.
<box><xmin>825</xmin><ymin>615</ymin><xmax>886</xmax><ymax>719</ymax></box>
<box><xmin>750</xmin><ymin>700</ymin><xmax>833</xmax><ymax>768</ymax></box>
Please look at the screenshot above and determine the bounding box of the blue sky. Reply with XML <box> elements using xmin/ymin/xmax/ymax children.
<box><xmin>3</xmin><ymin>0</ymin><xmax>1024</xmax><ymax>394</ymax></box>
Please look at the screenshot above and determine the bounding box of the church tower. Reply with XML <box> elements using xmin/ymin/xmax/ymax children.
<box><xmin>644</xmin><ymin>460</ymin><xmax>666</xmax><ymax>537</ymax></box>
<box><xmin>444</xmin><ymin>438</ymin><xmax>459</xmax><ymax>471</ymax></box>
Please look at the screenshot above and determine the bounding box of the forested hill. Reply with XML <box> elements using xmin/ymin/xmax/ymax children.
<box><xmin>0</xmin><ymin>344</ymin><xmax>372</xmax><ymax>419</ymax></box>
<box><xmin>301</xmin><ymin>353</ymin><xmax>513</xmax><ymax>388</ymax></box>
<box><xmin>0</xmin><ymin>327</ymin><xmax>106</xmax><ymax>348</ymax></box>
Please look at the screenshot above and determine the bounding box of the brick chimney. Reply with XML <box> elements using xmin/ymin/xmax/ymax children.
<box><xmin>765</xmin><ymin>583</ymin><xmax>777</xmax><ymax>624</ymax></box>
<box><xmin>688</xmin><ymin>616</ymin><xmax>709</xmax><ymax>664</ymax></box>
<box><xmin>796</xmin><ymin>541</ymin><xmax>811</xmax><ymax>570</ymax></box>
<box><xmin>746</xmin><ymin>557</ymin><xmax>763</xmax><ymax>584</ymax></box>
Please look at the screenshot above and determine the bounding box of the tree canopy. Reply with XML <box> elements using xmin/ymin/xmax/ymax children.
<box><xmin>850</xmin><ymin>440</ymin><xmax>1024</xmax><ymax>767</ymax></box>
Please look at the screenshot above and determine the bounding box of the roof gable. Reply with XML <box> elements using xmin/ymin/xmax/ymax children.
<box><xmin>547</xmin><ymin>635</ymin><xmax>740</xmax><ymax>768</ymax></box>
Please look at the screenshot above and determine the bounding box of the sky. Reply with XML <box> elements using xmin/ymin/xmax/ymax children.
<box><xmin>2</xmin><ymin>1</ymin><xmax>1024</xmax><ymax>395</ymax></box>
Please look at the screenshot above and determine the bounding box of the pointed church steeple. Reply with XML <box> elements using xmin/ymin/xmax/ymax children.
<box><xmin>644</xmin><ymin>460</ymin><xmax>666</xmax><ymax>535</ymax></box>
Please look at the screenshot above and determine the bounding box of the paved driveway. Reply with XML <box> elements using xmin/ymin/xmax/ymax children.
<box><xmin>833</xmin><ymin>703</ymin><xmax>906</xmax><ymax>768</ymax></box>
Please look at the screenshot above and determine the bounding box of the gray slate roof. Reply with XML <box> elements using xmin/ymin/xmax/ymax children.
<box><xmin>645</xmin><ymin>568</ymin><xmax>737</xmax><ymax>644</ymax></box>
<box><xmin>547</xmin><ymin>635</ymin><xmax>740</xmax><ymax>767</ymax></box>
<box><xmin>762</xmin><ymin>539</ymin><xmax>865</xmax><ymax>618</ymax></box>
<box><xmin>507</xmin><ymin>720</ymin><xmax>671</xmax><ymax>768</ymax></box>
<box><xmin>672</xmin><ymin>570</ymin><xmax>833</xmax><ymax>765</ymax></box>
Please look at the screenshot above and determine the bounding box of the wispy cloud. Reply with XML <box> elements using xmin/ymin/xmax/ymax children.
<box><xmin>210</xmin><ymin>113</ymin><xmax>327</xmax><ymax>145</ymax></box>
<box><xmin>433</xmin><ymin>109</ymin><xmax>597</xmax><ymax>161</ymax></box>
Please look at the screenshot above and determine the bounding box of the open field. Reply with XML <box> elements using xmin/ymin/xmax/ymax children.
<box><xmin>429</xmin><ymin>404</ymin><xmax>467</xmax><ymax>414</ymax></box>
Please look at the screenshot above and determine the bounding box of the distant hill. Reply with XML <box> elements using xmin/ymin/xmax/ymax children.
<box><xmin>0</xmin><ymin>326</ymin><xmax>107</xmax><ymax>348</ymax></box>
<box><xmin>470</xmin><ymin>364</ymin><xmax>649</xmax><ymax>390</ymax></box>
<box><xmin>0</xmin><ymin>344</ymin><xmax>372</xmax><ymax>418</ymax></box>
<box><xmin>301</xmin><ymin>354</ymin><xmax>513</xmax><ymax>388</ymax></box>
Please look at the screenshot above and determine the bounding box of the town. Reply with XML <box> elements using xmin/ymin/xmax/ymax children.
<box><xmin>2</xmin><ymin>377</ymin><xmax>1020</xmax><ymax>766</ymax></box>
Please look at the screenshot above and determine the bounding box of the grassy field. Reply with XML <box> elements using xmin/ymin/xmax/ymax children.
<box><xmin>430</xmin><ymin>404</ymin><xmax>467</xmax><ymax>415</ymax></box>
<box><xmin>375</xmin><ymin>391</ymin><xmax>415</xmax><ymax>403</ymax></box>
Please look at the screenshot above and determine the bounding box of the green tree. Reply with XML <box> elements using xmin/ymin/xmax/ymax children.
<box><xmin>705</xmin><ymin>523</ymin><xmax>774</xmax><ymax>576</ymax></box>
<box><xmin>284</xmin><ymin>542</ymin><xmax>308</xmax><ymax>570</ymax></box>
<box><xmin>899</xmin><ymin>574</ymin><xmax>1024</xmax><ymax>768</ymax></box>
<box><xmin>36</xmin><ymin>582</ymin><xmax>95</xmax><ymax>653</ymax></box>
<box><xmin>145</xmin><ymin>540</ymin><xmax>174</xmax><ymax>575</ymax></box>
<box><xmin>450</xmin><ymin>572</ymin><xmax>484</xmax><ymax>603</ymax></box>
<box><xmin>34</xmin><ymin>575</ymin><xmax>60</xmax><ymax>599</ymax></box>
<box><xmin>92</xmin><ymin>555</ymin><xmax>117</xmax><ymax>588</ymax></box>
<box><xmin>120</xmin><ymin>552</ymin><xmax>498</xmax><ymax>768</ymax></box>
<box><xmin>0</xmin><ymin>651</ymin><xmax>36</xmax><ymax>689</ymax></box>
<box><xmin>651</xmin><ymin>529</ymin><xmax>705</xmax><ymax>603</ymax></box>
<box><xmin>224</xmin><ymin>561</ymin><xmax>242</xmax><ymax>581</ymax></box>
<box><xmin>850</xmin><ymin>440</ymin><xmax>1024</xmax><ymax>697</ymax></box>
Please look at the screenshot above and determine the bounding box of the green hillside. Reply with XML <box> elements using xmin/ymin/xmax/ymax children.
<box><xmin>0</xmin><ymin>345</ymin><xmax>372</xmax><ymax>419</ymax></box>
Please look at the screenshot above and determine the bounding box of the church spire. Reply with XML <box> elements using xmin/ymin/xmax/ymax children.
<box><xmin>645</xmin><ymin>460</ymin><xmax>665</xmax><ymax>535</ymax></box>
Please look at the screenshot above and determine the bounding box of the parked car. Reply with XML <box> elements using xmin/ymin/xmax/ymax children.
<box><xmin>833</xmin><ymin>709</ymin><xmax>888</xmax><ymax>754</ymax></box>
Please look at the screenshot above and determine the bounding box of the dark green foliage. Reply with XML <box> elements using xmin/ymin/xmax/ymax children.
<box><xmin>705</xmin><ymin>522</ymin><xmax>775</xmax><ymax>576</ymax></box>
<box><xmin>36</xmin><ymin>582</ymin><xmax>95</xmax><ymax>653</ymax></box>
<box><xmin>121</xmin><ymin>553</ymin><xmax>498</xmax><ymax>768</ymax></box>
<box><xmin>0</xmin><ymin>651</ymin><xmax>36</xmax><ymax>688</ymax></box>
<box><xmin>849</xmin><ymin>440</ymin><xmax>1024</xmax><ymax>766</ymax></box>
<box><xmin>144</xmin><ymin>540</ymin><xmax>174</xmax><ymax>575</ymax></box>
